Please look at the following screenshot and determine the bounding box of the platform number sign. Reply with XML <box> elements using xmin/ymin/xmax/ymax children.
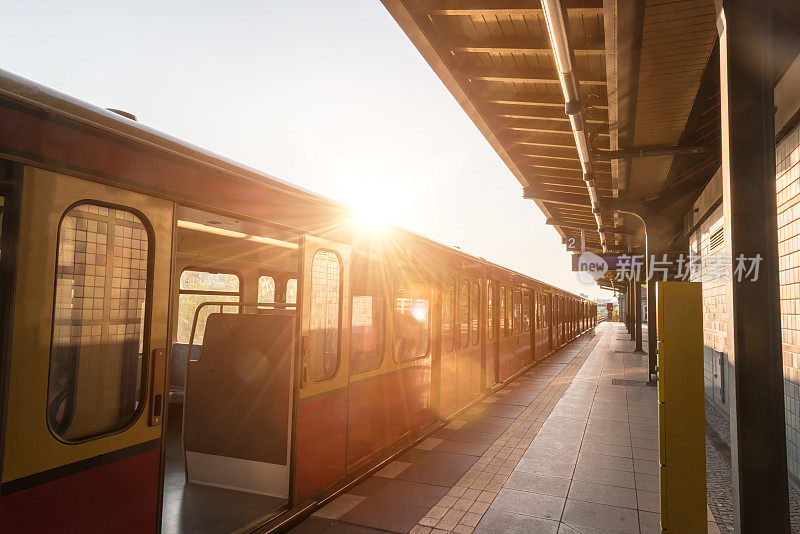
<box><xmin>566</xmin><ymin>237</ymin><xmax>580</xmax><ymax>251</ymax></box>
<box><xmin>566</xmin><ymin>229</ymin><xmax>586</xmax><ymax>253</ymax></box>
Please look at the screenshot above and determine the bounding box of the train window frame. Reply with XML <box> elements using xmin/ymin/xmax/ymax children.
<box><xmin>308</xmin><ymin>249</ymin><xmax>343</xmax><ymax>383</ymax></box>
<box><xmin>471</xmin><ymin>281</ymin><xmax>480</xmax><ymax>346</ymax></box>
<box><xmin>257</xmin><ymin>274</ymin><xmax>276</xmax><ymax>304</ymax></box>
<box><xmin>393</xmin><ymin>268</ymin><xmax>431</xmax><ymax>363</ymax></box>
<box><xmin>487</xmin><ymin>283</ymin><xmax>494</xmax><ymax>341</ymax></box>
<box><xmin>286</xmin><ymin>278</ymin><xmax>298</xmax><ymax>304</ymax></box>
<box><xmin>513</xmin><ymin>288</ymin><xmax>522</xmax><ymax>334</ymax></box>
<box><xmin>46</xmin><ymin>200</ymin><xmax>155</xmax><ymax>444</ymax></box>
<box><xmin>177</xmin><ymin>268</ymin><xmax>243</xmax><ymax>347</ymax></box>
<box><xmin>506</xmin><ymin>286</ymin><xmax>513</xmax><ymax>336</ymax></box>
<box><xmin>522</xmin><ymin>289</ymin><xmax>531</xmax><ymax>333</ymax></box>
<box><xmin>459</xmin><ymin>279</ymin><xmax>470</xmax><ymax>348</ymax></box>
<box><xmin>443</xmin><ymin>275</ymin><xmax>456</xmax><ymax>352</ymax></box>
<box><xmin>499</xmin><ymin>285</ymin><xmax>506</xmax><ymax>337</ymax></box>
<box><xmin>350</xmin><ymin>256</ymin><xmax>386</xmax><ymax>375</ymax></box>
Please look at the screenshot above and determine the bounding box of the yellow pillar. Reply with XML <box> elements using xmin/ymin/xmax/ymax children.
<box><xmin>656</xmin><ymin>281</ymin><xmax>706</xmax><ymax>532</ymax></box>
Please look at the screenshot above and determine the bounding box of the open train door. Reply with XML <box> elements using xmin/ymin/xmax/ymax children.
<box><xmin>0</xmin><ymin>168</ymin><xmax>171</xmax><ymax>533</ymax></box>
<box><xmin>293</xmin><ymin>234</ymin><xmax>352</xmax><ymax>502</ymax></box>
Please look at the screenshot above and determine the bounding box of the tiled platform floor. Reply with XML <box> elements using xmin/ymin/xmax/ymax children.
<box><xmin>290</xmin><ymin>323</ymin><xmax>719</xmax><ymax>534</ymax></box>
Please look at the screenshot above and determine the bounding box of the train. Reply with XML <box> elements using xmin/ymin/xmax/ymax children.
<box><xmin>0</xmin><ymin>70</ymin><xmax>596</xmax><ymax>533</ymax></box>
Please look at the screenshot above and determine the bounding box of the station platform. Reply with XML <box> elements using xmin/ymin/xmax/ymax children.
<box><xmin>291</xmin><ymin>322</ymin><xmax>720</xmax><ymax>534</ymax></box>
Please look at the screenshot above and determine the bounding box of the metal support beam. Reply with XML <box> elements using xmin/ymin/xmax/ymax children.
<box><xmin>718</xmin><ymin>0</ymin><xmax>790</xmax><ymax>530</ymax></box>
<box><xmin>594</xmin><ymin>145</ymin><xmax>712</xmax><ymax>160</ymax></box>
<box><xmin>545</xmin><ymin>219</ymin><xmax>634</xmax><ymax>235</ymax></box>
<box><xmin>522</xmin><ymin>187</ymin><xmax>591</xmax><ymax>207</ymax></box>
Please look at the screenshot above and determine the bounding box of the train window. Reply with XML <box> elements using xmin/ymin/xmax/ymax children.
<box><xmin>258</xmin><ymin>275</ymin><xmax>275</xmax><ymax>303</ymax></box>
<box><xmin>394</xmin><ymin>269</ymin><xmax>430</xmax><ymax>362</ymax></box>
<box><xmin>308</xmin><ymin>251</ymin><xmax>341</xmax><ymax>382</ymax></box>
<box><xmin>471</xmin><ymin>282</ymin><xmax>480</xmax><ymax>345</ymax></box>
<box><xmin>506</xmin><ymin>287</ymin><xmax>513</xmax><ymax>336</ymax></box>
<box><xmin>48</xmin><ymin>203</ymin><xmax>151</xmax><ymax>442</ymax></box>
<box><xmin>538</xmin><ymin>295</ymin><xmax>542</xmax><ymax>328</ymax></box>
<box><xmin>443</xmin><ymin>276</ymin><xmax>455</xmax><ymax>351</ymax></box>
<box><xmin>459</xmin><ymin>280</ymin><xmax>469</xmax><ymax>348</ymax></box>
<box><xmin>351</xmin><ymin>258</ymin><xmax>385</xmax><ymax>374</ymax></box>
<box><xmin>487</xmin><ymin>284</ymin><xmax>494</xmax><ymax>341</ymax></box>
<box><xmin>499</xmin><ymin>286</ymin><xmax>506</xmax><ymax>336</ymax></box>
<box><xmin>286</xmin><ymin>278</ymin><xmax>298</xmax><ymax>304</ymax></box>
<box><xmin>513</xmin><ymin>289</ymin><xmax>522</xmax><ymax>334</ymax></box>
<box><xmin>522</xmin><ymin>290</ymin><xmax>531</xmax><ymax>332</ymax></box>
<box><xmin>177</xmin><ymin>270</ymin><xmax>241</xmax><ymax>346</ymax></box>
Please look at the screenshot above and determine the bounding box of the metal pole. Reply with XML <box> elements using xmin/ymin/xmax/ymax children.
<box><xmin>634</xmin><ymin>278</ymin><xmax>643</xmax><ymax>353</ymax></box>
<box><xmin>718</xmin><ymin>0</ymin><xmax>790</xmax><ymax>530</ymax></box>
<box><xmin>646</xmin><ymin>275</ymin><xmax>657</xmax><ymax>378</ymax></box>
<box><xmin>629</xmin><ymin>280</ymin><xmax>636</xmax><ymax>340</ymax></box>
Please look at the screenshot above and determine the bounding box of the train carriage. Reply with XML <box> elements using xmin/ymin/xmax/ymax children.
<box><xmin>0</xmin><ymin>70</ymin><xmax>596</xmax><ymax>533</ymax></box>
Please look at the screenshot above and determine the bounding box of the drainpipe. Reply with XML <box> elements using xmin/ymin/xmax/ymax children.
<box><xmin>541</xmin><ymin>0</ymin><xmax>606</xmax><ymax>252</ymax></box>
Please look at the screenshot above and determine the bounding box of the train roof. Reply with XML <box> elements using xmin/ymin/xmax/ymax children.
<box><xmin>0</xmin><ymin>69</ymin><xmax>593</xmax><ymax>303</ymax></box>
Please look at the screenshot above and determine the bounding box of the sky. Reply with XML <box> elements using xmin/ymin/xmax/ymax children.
<box><xmin>3</xmin><ymin>0</ymin><xmax>608</xmax><ymax>298</ymax></box>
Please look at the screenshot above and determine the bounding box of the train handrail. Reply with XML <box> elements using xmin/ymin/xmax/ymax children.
<box><xmin>187</xmin><ymin>300</ymin><xmax>297</xmax><ymax>360</ymax></box>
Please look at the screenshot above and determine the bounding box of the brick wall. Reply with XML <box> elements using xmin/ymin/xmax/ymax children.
<box><xmin>777</xmin><ymin>123</ymin><xmax>800</xmax><ymax>484</ymax></box>
<box><xmin>690</xmin><ymin>204</ymin><xmax>729</xmax><ymax>416</ymax></box>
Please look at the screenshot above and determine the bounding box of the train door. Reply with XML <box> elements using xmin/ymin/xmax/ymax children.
<box><xmin>439</xmin><ymin>269</ymin><xmax>458</xmax><ymax>418</ymax></box>
<box><xmin>548</xmin><ymin>293</ymin><xmax>555</xmax><ymax>349</ymax></box>
<box><xmin>456</xmin><ymin>274</ymin><xmax>481</xmax><ymax>408</ymax></box>
<box><xmin>0</xmin><ymin>168</ymin><xmax>171</xmax><ymax>533</ymax></box>
<box><xmin>484</xmin><ymin>280</ymin><xmax>498</xmax><ymax>389</ymax></box>
<box><xmin>523</xmin><ymin>289</ymin><xmax>533</xmax><ymax>362</ymax></box>
<box><xmin>294</xmin><ymin>235</ymin><xmax>351</xmax><ymax>502</ymax></box>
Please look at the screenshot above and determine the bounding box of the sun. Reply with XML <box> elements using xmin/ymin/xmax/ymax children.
<box><xmin>347</xmin><ymin>184</ymin><xmax>392</xmax><ymax>233</ymax></box>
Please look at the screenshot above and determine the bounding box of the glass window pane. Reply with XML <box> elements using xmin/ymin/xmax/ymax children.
<box><xmin>443</xmin><ymin>276</ymin><xmax>455</xmax><ymax>351</ymax></box>
<box><xmin>394</xmin><ymin>270</ymin><xmax>430</xmax><ymax>362</ymax></box>
<box><xmin>499</xmin><ymin>286</ymin><xmax>506</xmax><ymax>336</ymax></box>
<box><xmin>459</xmin><ymin>280</ymin><xmax>469</xmax><ymax>348</ymax></box>
<box><xmin>286</xmin><ymin>278</ymin><xmax>298</xmax><ymax>304</ymax></box>
<box><xmin>522</xmin><ymin>290</ymin><xmax>531</xmax><ymax>332</ymax></box>
<box><xmin>471</xmin><ymin>282</ymin><xmax>480</xmax><ymax>345</ymax></box>
<box><xmin>507</xmin><ymin>288</ymin><xmax>513</xmax><ymax>335</ymax></box>
<box><xmin>177</xmin><ymin>294</ymin><xmax>239</xmax><ymax>345</ymax></box>
<box><xmin>487</xmin><ymin>285</ymin><xmax>494</xmax><ymax>341</ymax></box>
<box><xmin>180</xmin><ymin>270</ymin><xmax>239</xmax><ymax>292</ymax></box>
<box><xmin>308</xmin><ymin>251</ymin><xmax>341</xmax><ymax>382</ymax></box>
<box><xmin>258</xmin><ymin>275</ymin><xmax>275</xmax><ymax>303</ymax></box>
<box><xmin>177</xmin><ymin>270</ymin><xmax>240</xmax><ymax>345</ymax></box>
<box><xmin>49</xmin><ymin>203</ymin><xmax>150</xmax><ymax>441</ymax></box>
<box><xmin>351</xmin><ymin>258</ymin><xmax>385</xmax><ymax>374</ymax></box>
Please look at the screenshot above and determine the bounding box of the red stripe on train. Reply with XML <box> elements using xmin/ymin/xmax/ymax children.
<box><xmin>0</xmin><ymin>449</ymin><xmax>160</xmax><ymax>534</ymax></box>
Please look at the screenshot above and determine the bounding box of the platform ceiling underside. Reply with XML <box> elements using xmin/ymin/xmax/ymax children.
<box><xmin>383</xmin><ymin>0</ymin><xmax>721</xmax><ymax>257</ymax></box>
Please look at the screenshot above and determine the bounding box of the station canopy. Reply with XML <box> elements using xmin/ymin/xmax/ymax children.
<box><xmin>381</xmin><ymin>0</ymin><xmax>737</xmax><ymax>290</ymax></box>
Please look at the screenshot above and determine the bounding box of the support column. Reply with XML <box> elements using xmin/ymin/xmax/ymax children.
<box><xmin>634</xmin><ymin>278</ymin><xmax>643</xmax><ymax>353</ymax></box>
<box><xmin>719</xmin><ymin>0</ymin><xmax>790</xmax><ymax>530</ymax></box>
<box><xmin>644</xmin><ymin>224</ymin><xmax>668</xmax><ymax>379</ymax></box>
<box><xmin>629</xmin><ymin>280</ymin><xmax>636</xmax><ymax>340</ymax></box>
<box><xmin>646</xmin><ymin>274</ymin><xmax>658</xmax><ymax>377</ymax></box>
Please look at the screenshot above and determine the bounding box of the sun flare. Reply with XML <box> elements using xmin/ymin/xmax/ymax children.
<box><xmin>347</xmin><ymin>184</ymin><xmax>392</xmax><ymax>233</ymax></box>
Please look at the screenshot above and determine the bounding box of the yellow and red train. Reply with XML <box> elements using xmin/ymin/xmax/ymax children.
<box><xmin>0</xmin><ymin>70</ymin><xmax>595</xmax><ymax>533</ymax></box>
